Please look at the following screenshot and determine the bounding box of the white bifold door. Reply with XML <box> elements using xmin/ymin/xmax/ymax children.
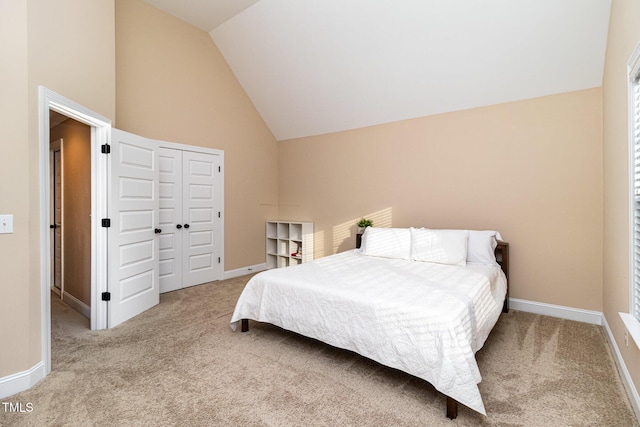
<box><xmin>107</xmin><ymin>130</ymin><xmax>223</xmax><ymax>328</ymax></box>
<box><xmin>158</xmin><ymin>147</ymin><xmax>222</xmax><ymax>293</ymax></box>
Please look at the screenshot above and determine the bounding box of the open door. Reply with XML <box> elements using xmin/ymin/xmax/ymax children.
<box><xmin>108</xmin><ymin>129</ymin><xmax>160</xmax><ymax>328</ymax></box>
<box><xmin>49</xmin><ymin>139</ymin><xmax>63</xmax><ymax>297</ymax></box>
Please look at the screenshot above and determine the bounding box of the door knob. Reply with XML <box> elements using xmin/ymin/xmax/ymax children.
<box><xmin>154</xmin><ymin>228</ymin><xmax>162</xmax><ymax>234</ymax></box>
<box><xmin>176</xmin><ymin>224</ymin><xmax>182</xmax><ymax>229</ymax></box>
<box><xmin>183</xmin><ymin>224</ymin><xmax>190</xmax><ymax>229</ymax></box>
<box><xmin>50</xmin><ymin>224</ymin><xmax>56</xmax><ymax>229</ymax></box>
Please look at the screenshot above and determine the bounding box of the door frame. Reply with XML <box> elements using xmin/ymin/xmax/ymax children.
<box><xmin>38</xmin><ymin>87</ymin><xmax>111</xmax><ymax>375</ymax></box>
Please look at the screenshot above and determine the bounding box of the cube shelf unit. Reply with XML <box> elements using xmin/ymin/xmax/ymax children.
<box><xmin>266</xmin><ymin>221</ymin><xmax>314</xmax><ymax>269</ymax></box>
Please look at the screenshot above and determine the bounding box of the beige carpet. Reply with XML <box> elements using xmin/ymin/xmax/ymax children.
<box><xmin>2</xmin><ymin>275</ymin><xmax>638</xmax><ymax>426</ymax></box>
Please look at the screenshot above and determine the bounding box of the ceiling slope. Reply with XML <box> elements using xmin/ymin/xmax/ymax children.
<box><xmin>148</xmin><ymin>1</ymin><xmax>612</xmax><ymax>141</ymax></box>
<box><xmin>144</xmin><ymin>0</ymin><xmax>260</xmax><ymax>33</ymax></box>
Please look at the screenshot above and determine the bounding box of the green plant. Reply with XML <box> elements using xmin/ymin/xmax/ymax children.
<box><xmin>357</xmin><ymin>218</ymin><xmax>373</xmax><ymax>228</ymax></box>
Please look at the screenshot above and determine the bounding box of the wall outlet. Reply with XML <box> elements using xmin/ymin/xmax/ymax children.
<box><xmin>0</xmin><ymin>215</ymin><xmax>13</xmax><ymax>234</ymax></box>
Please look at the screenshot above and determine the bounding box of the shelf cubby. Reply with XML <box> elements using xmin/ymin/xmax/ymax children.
<box><xmin>265</xmin><ymin>221</ymin><xmax>313</xmax><ymax>269</ymax></box>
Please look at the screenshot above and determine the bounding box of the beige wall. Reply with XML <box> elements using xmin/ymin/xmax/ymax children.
<box><xmin>115</xmin><ymin>0</ymin><xmax>278</xmax><ymax>270</ymax></box>
<box><xmin>50</xmin><ymin>120</ymin><xmax>92</xmax><ymax>307</ymax></box>
<box><xmin>0</xmin><ymin>0</ymin><xmax>115</xmax><ymax>379</ymax></box>
<box><xmin>279</xmin><ymin>88</ymin><xmax>604</xmax><ymax>311</ymax></box>
<box><xmin>0</xmin><ymin>0</ymin><xmax>31</xmax><ymax>379</ymax></box>
<box><xmin>603</xmin><ymin>0</ymin><xmax>640</xmax><ymax>405</ymax></box>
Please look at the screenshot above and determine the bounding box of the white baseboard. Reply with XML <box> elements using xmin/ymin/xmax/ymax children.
<box><xmin>509</xmin><ymin>297</ymin><xmax>603</xmax><ymax>325</ymax></box>
<box><xmin>62</xmin><ymin>291</ymin><xmax>90</xmax><ymax>319</ymax></box>
<box><xmin>0</xmin><ymin>362</ymin><xmax>45</xmax><ymax>400</ymax></box>
<box><xmin>602</xmin><ymin>315</ymin><xmax>640</xmax><ymax>421</ymax></box>
<box><xmin>224</xmin><ymin>263</ymin><xmax>266</xmax><ymax>280</ymax></box>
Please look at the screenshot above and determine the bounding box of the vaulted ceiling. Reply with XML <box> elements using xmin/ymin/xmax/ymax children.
<box><xmin>144</xmin><ymin>0</ymin><xmax>612</xmax><ymax>141</ymax></box>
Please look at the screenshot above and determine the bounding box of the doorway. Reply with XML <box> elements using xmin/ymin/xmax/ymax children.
<box><xmin>49</xmin><ymin>112</ymin><xmax>92</xmax><ymax>320</ymax></box>
<box><xmin>39</xmin><ymin>87</ymin><xmax>112</xmax><ymax>376</ymax></box>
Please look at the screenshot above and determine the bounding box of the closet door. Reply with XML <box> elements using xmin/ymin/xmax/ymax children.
<box><xmin>182</xmin><ymin>151</ymin><xmax>220</xmax><ymax>287</ymax></box>
<box><xmin>158</xmin><ymin>148</ymin><xmax>183</xmax><ymax>293</ymax></box>
<box><xmin>158</xmin><ymin>148</ymin><xmax>221</xmax><ymax>292</ymax></box>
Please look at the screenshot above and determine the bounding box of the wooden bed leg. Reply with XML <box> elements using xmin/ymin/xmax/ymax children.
<box><xmin>503</xmin><ymin>298</ymin><xmax>509</xmax><ymax>313</ymax></box>
<box><xmin>446</xmin><ymin>396</ymin><xmax>458</xmax><ymax>419</ymax></box>
<box><xmin>241</xmin><ymin>319</ymin><xmax>249</xmax><ymax>332</ymax></box>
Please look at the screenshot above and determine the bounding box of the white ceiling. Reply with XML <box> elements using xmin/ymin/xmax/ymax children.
<box><xmin>144</xmin><ymin>0</ymin><xmax>612</xmax><ymax>141</ymax></box>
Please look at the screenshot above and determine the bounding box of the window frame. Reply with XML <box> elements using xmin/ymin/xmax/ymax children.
<box><xmin>622</xmin><ymin>40</ymin><xmax>640</xmax><ymax>350</ymax></box>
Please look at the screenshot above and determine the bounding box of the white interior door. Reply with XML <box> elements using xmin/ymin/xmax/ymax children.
<box><xmin>182</xmin><ymin>151</ymin><xmax>221</xmax><ymax>287</ymax></box>
<box><xmin>108</xmin><ymin>129</ymin><xmax>160</xmax><ymax>328</ymax></box>
<box><xmin>50</xmin><ymin>139</ymin><xmax>63</xmax><ymax>295</ymax></box>
<box><xmin>158</xmin><ymin>147</ymin><xmax>183</xmax><ymax>293</ymax></box>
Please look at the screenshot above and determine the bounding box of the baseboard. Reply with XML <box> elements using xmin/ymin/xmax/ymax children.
<box><xmin>0</xmin><ymin>362</ymin><xmax>45</xmax><ymax>399</ymax></box>
<box><xmin>509</xmin><ymin>297</ymin><xmax>603</xmax><ymax>325</ymax></box>
<box><xmin>61</xmin><ymin>291</ymin><xmax>90</xmax><ymax>319</ymax></box>
<box><xmin>602</xmin><ymin>315</ymin><xmax>640</xmax><ymax>421</ymax></box>
<box><xmin>52</xmin><ymin>288</ymin><xmax>90</xmax><ymax>319</ymax></box>
<box><xmin>224</xmin><ymin>263</ymin><xmax>266</xmax><ymax>280</ymax></box>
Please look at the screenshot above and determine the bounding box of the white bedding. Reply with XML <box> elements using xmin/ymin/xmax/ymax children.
<box><xmin>230</xmin><ymin>249</ymin><xmax>507</xmax><ymax>415</ymax></box>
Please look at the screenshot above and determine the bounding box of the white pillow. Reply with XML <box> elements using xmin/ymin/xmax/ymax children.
<box><xmin>410</xmin><ymin>228</ymin><xmax>468</xmax><ymax>266</ymax></box>
<box><xmin>360</xmin><ymin>227</ymin><xmax>411</xmax><ymax>260</ymax></box>
<box><xmin>466</xmin><ymin>230</ymin><xmax>502</xmax><ymax>265</ymax></box>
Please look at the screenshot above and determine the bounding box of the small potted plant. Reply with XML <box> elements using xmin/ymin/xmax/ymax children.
<box><xmin>357</xmin><ymin>218</ymin><xmax>373</xmax><ymax>235</ymax></box>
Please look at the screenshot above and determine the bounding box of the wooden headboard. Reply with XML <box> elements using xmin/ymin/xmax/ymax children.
<box><xmin>496</xmin><ymin>241</ymin><xmax>509</xmax><ymax>313</ymax></box>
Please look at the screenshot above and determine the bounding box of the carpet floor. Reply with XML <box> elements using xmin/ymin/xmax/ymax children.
<box><xmin>2</xmin><ymin>274</ymin><xmax>638</xmax><ymax>426</ymax></box>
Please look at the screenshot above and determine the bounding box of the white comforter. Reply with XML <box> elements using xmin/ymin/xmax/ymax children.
<box><xmin>230</xmin><ymin>250</ymin><xmax>507</xmax><ymax>415</ymax></box>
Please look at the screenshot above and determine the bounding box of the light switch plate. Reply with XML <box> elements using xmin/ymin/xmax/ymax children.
<box><xmin>0</xmin><ymin>215</ymin><xmax>14</xmax><ymax>234</ymax></box>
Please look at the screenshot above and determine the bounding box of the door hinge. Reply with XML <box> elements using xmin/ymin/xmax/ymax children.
<box><xmin>218</xmin><ymin>211</ymin><xmax>221</xmax><ymax>218</ymax></box>
<box><xmin>101</xmin><ymin>144</ymin><xmax>111</xmax><ymax>154</ymax></box>
<box><xmin>218</xmin><ymin>166</ymin><xmax>221</xmax><ymax>172</ymax></box>
<box><xmin>101</xmin><ymin>292</ymin><xmax>111</xmax><ymax>302</ymax></box>
<box><xmin>218</xmin><ymin>257</ymin><xmax>221</xmax><ymax>264</ymax></box>
<box><xmin>101</xmin><ymin>218</ymin><xmax>111</xmax><ymax>227</ymax></box>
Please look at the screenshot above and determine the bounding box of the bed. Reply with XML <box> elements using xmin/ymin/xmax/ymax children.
<box><xmin>230</xmin><ymin>227</ymin><xmax>509</xmax><ymax>419</ymax></box>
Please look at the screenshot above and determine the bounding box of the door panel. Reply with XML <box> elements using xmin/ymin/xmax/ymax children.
<box><xmin>53</xmin><ymin>147</ymin><xmax>63</xmax><ymax>291</ymax></box>
<box><xmin>158</xmin><ymin>148</ymin><xmax>183</xmax><ymax>293</ymax></box>
<box><xmin>108</xmin><ymin>129</ymin><xmax>159</xmax><ymax>328</ymax></box>
<box><xmin>189</xmin><ymin>230</ymin><xmax>213</xmax><ymax>247</ymax></box>
<box><xmin>182</xmin><ymin>151</ymin><xmax>220</xmax><ymax>287</ymax></box>
<box><xmin>189</xmin><ymin>253</ymin><xmax>214</xmax><ymax>272</ymax></box>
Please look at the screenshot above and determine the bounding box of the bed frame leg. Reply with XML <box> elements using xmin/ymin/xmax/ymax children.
<box><xmin>446</xmin><ymin>396</ymin><xmax>458</xmax><ymax>419</ymax></box>
<box><xmin>241</xmin><ymin>319</ymin><xmax>249</xmax><ymax>332</ymax></box>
